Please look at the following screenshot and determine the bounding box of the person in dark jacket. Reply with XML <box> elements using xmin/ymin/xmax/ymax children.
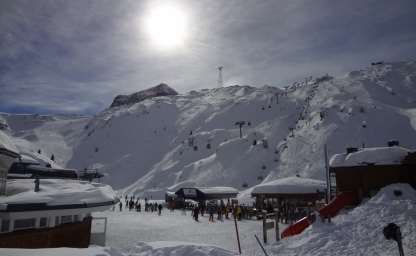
<box><xmin>193</xmin><ymin>205</ymin><xmax>200</xmax><ymax>221</ymax></box>
<box><xmin>207</xmin><ymin>200</ymin><xmax>216</xmax><ymax>222</ymax></box>
<box><xmin>158</xmin><ymin>204</ymin><xmax>163</xmax><ymax>215</ymax></box>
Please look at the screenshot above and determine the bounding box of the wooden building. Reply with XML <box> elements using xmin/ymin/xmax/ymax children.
<box><xmin>0</xmin><ymin>179</ymin><xmax>117</xmax><ymax>248</ymax></box>
<box><xmin>167</xmin><ymin>186</ymin><xmax>238</xmax><ymax>208</ymax></box>
<box><xmin>251</xmin><ymin>176</ymin><xmax>326</xmax><ymax>222</ymax></box>
<box><xmin>329</xmin><ymin>145</ymin><xmax>416</xmax><ymax>204</ymax></box>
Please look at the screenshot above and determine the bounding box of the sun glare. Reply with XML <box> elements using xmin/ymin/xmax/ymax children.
<box><xmin>143</xmin><ymin>3</ymin><xmax>189</xmax><ymax>51</ymax></box>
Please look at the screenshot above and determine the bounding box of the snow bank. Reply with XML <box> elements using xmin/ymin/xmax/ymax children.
<box><xmin>272</xmin><ymin>183</ymin><xmax>416</xmax><ymax>255</ymax></box>
<box><xmin>252</xmin><ymin>176</ymin><xmax>326</xmax><ymax>195</ymax></box>
<box><xmin>0</xmin><ymin>242</ymin><xmax>236</xmax><ymax>256</ymax></box>
<box><xmin>0</xmin><ymin>179</ymin><xmax>117</xmax><ymax>206</ymax></box>
<box><xmin>329</xmin><ymin>146</ymin><xmax>412</xmax><ymax>167</ymax></box>
<box><xmin>130</xmin><ymin>241</ymin><xmax>237</xmax><ymax>256</ymax></box>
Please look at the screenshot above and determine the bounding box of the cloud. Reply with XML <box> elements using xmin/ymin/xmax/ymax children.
<box><xmin>0</xmin><ymin>0</ymin><xmax>415</xmax><ymax>114</ymax></box>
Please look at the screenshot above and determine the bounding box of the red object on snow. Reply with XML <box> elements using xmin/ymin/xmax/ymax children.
<box><xmin>281</xmin><ymin>191</ymin><xmax>357</xmax><ymax>239</ymax></box>
<box><xmin>319</xmin><ymin>191</ymin><xmax>357</xmax><ymax>218</ymax></box>
<box><xmin>281</xmin><ymin>216</ymin><xmax>313</xmax><ymax>239</ymax></box>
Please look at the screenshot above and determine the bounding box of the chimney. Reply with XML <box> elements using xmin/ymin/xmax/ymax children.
<box><xmin>387</xmin><ymin>140</ymin><xmax>399</xmax><ymax>147</ymax></box>
<box><xmin>346</xmin><ymin>147</ymin><xmax>358</xmax><ymax>154</ymax></box>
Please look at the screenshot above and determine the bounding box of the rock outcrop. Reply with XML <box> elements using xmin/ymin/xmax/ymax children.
<box><xmin>110</xmin><ymin>83</ymin><xmax>178</xmax><ymax>108</ymax></box>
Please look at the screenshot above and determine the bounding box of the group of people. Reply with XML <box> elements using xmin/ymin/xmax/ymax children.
<box><xmin>191</xmin><ymin>200</ymin><xmax>243</xmax><ymax>222</ymax></box>
<box><xmin>262</xmin><ymin>200</ymin><xmax>314</xmax><ymax>224</ymax></box>
<box><xmin>117</xmin><ymin>195</ymin><xmax>163</xmax><ymax>215</ymax></box>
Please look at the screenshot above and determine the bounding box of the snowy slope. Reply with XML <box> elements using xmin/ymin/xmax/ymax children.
<box><xmin>122</xmin><ymin>61</ymin><xmax>416</xmax><ymax>195</ymax></box>
<box><xmin>2</xmin><ymin>61</ymin><xmax>416</xmax><ymax>198</ymax></box>
<box><xmin>0</xmin><ymin>113</ymin><xmax>89</xmax><ymax>168</ymax></box>
<box><xmin>68</xmin><ymin>85</ymin><xmax>298</xmax><ymax>192</ymax></box>
<box><xmin>267</xmin><ymin>61</ymin><xmax>416</xmax><ymax>181</ymax></box>
<box><xmin>271</xmin><ymin>183</ymin><xmax>416</xmax><ymax>255</ymax></box>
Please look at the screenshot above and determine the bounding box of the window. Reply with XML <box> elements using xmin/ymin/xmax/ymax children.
<box><xmin>1</xmin><ymin>219</ymin><xmax>10</xmax><ymax>233</ymax></box>
<box><xmin>39</xmin><ymin>217</ymin><xmax>48</xmax><ymax>228</ymax></box>
<box><xmin>14</xmin><ymin>218</ymin><xmax>36</xmax><ymax>231</ymax></box>
<box><xmin>61</xmin><ymin>215</ymin><xmax>72</xmax><ymax>224</ymax></box>
<box><xmin>74</xmin><ymin>215</ymin><xmax>79</xmax><ymax>222</ymax></box>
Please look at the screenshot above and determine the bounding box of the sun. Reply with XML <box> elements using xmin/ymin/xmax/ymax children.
<box><xmin>143</xmin><ymin>3</ymin><xmax>189</xmax><ymax>51</ymax></box>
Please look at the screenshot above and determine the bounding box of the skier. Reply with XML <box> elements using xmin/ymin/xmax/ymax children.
<box><xmin>119</xmin><ymin>201</ymin><xmax>123</xmax><ymax>211</ymax></box>
<box><xmin>158</xmin><ymin>203</ymin><xmax>163</xmax><ymax>215</ymax></box>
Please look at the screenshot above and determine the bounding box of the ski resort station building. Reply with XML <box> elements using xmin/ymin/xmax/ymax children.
<box><xmin>0</xmin><ymin>142</ymin><xmax>118</xmax><ymax>248</ymax></box>
<box><xmin>329</xmin><ymin>143</ymin><xmax>416</xmax><ymax>205</ymax></box>
<box><xmin>8</xmin><ymin>155</ymin><xmax>78</xmax><ymax>179</ymax></box>
<box><xmin>166</xmin><ymin>187</ymin><xmax>238</xmax><ymax>208</ymax></box>
<box><xmin>251</xmin><ymin>176</ymin><xmax>326</xmax><ymax>215</ymax></box>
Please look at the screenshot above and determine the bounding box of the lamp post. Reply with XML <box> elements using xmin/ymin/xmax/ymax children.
<box><xmin>383</xmin><ymin>223</ymin><xmax>405</xmax><ymax>256</ymax></box>
<box><xmin>234</xmin><ymin>121</ymin><xmax>246</xmax><ymax>138</ymax></box>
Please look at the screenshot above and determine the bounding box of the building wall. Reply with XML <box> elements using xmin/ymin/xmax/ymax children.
<box><xmin>333</xmin><ymin>164</ymin><xmax>416</xmax><ymax>203</ymax></box>
<box><xmin>0</xmin><ymin>216</ymin><xmax>92</xmax><ymax>248</ymax></box>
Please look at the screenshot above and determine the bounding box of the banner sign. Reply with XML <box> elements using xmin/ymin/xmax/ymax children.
<box><xmin>183</xmin><ymin>188</ymin><xmax>197</xmax><ymax>197</ymax></box>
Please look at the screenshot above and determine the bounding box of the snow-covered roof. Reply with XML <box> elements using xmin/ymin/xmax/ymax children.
<box><xmin>196</xmin><ymin>186</ymin><xmax>239</xmax><ymax>195</ymax></box>
<box><xmin>251</xmin><ymin>176</ymin><xmax>326</xmax><ymax>195</ymax></box>
<box><xmin>329</xmin><ymin>146</ymin><xmax>412</xmax><ymax>168</ymax></box>
<box><xmin>0</xmin><ymin>179</ymin><xmax>117</xmax><ymax>211</ymax></box>
<box><xmin>19</xmin><ymin>154</ymin><xmax>40</xmax><ymax>164</ymax></box>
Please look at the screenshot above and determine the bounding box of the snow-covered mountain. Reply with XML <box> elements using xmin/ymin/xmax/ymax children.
<box><xmin>1</xmin><ymin>61</ymin><xmax>416</xmax><ymax>197</ymax></box>
<box><xmin>0</xmin><ymin>113</ymin><xmax>88</xmax><ymax>169</ymax></box>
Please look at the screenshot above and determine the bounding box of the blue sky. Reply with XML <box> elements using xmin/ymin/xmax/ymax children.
<box><xmin>1</xmin><ymin>0</ymin><xmax>415</xmax><ymax>114</ymax></box>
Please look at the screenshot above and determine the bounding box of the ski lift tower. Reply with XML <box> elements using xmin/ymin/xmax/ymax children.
<box><xmin>217</xmin><ymin>66</ymin><xmax>224</xmax><ymax>87</ymax></box>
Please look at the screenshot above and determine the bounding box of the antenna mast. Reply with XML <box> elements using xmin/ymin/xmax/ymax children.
<box><xmin>217</xmin><ymin>66</ymin><xmax>223</xmax><ymax>87</ymax></box>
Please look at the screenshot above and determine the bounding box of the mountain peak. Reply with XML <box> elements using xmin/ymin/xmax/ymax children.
<box><xmin>110</xmin><ymin>83</ymin><xmax>178</xmax><ymax>108</ymax></box>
